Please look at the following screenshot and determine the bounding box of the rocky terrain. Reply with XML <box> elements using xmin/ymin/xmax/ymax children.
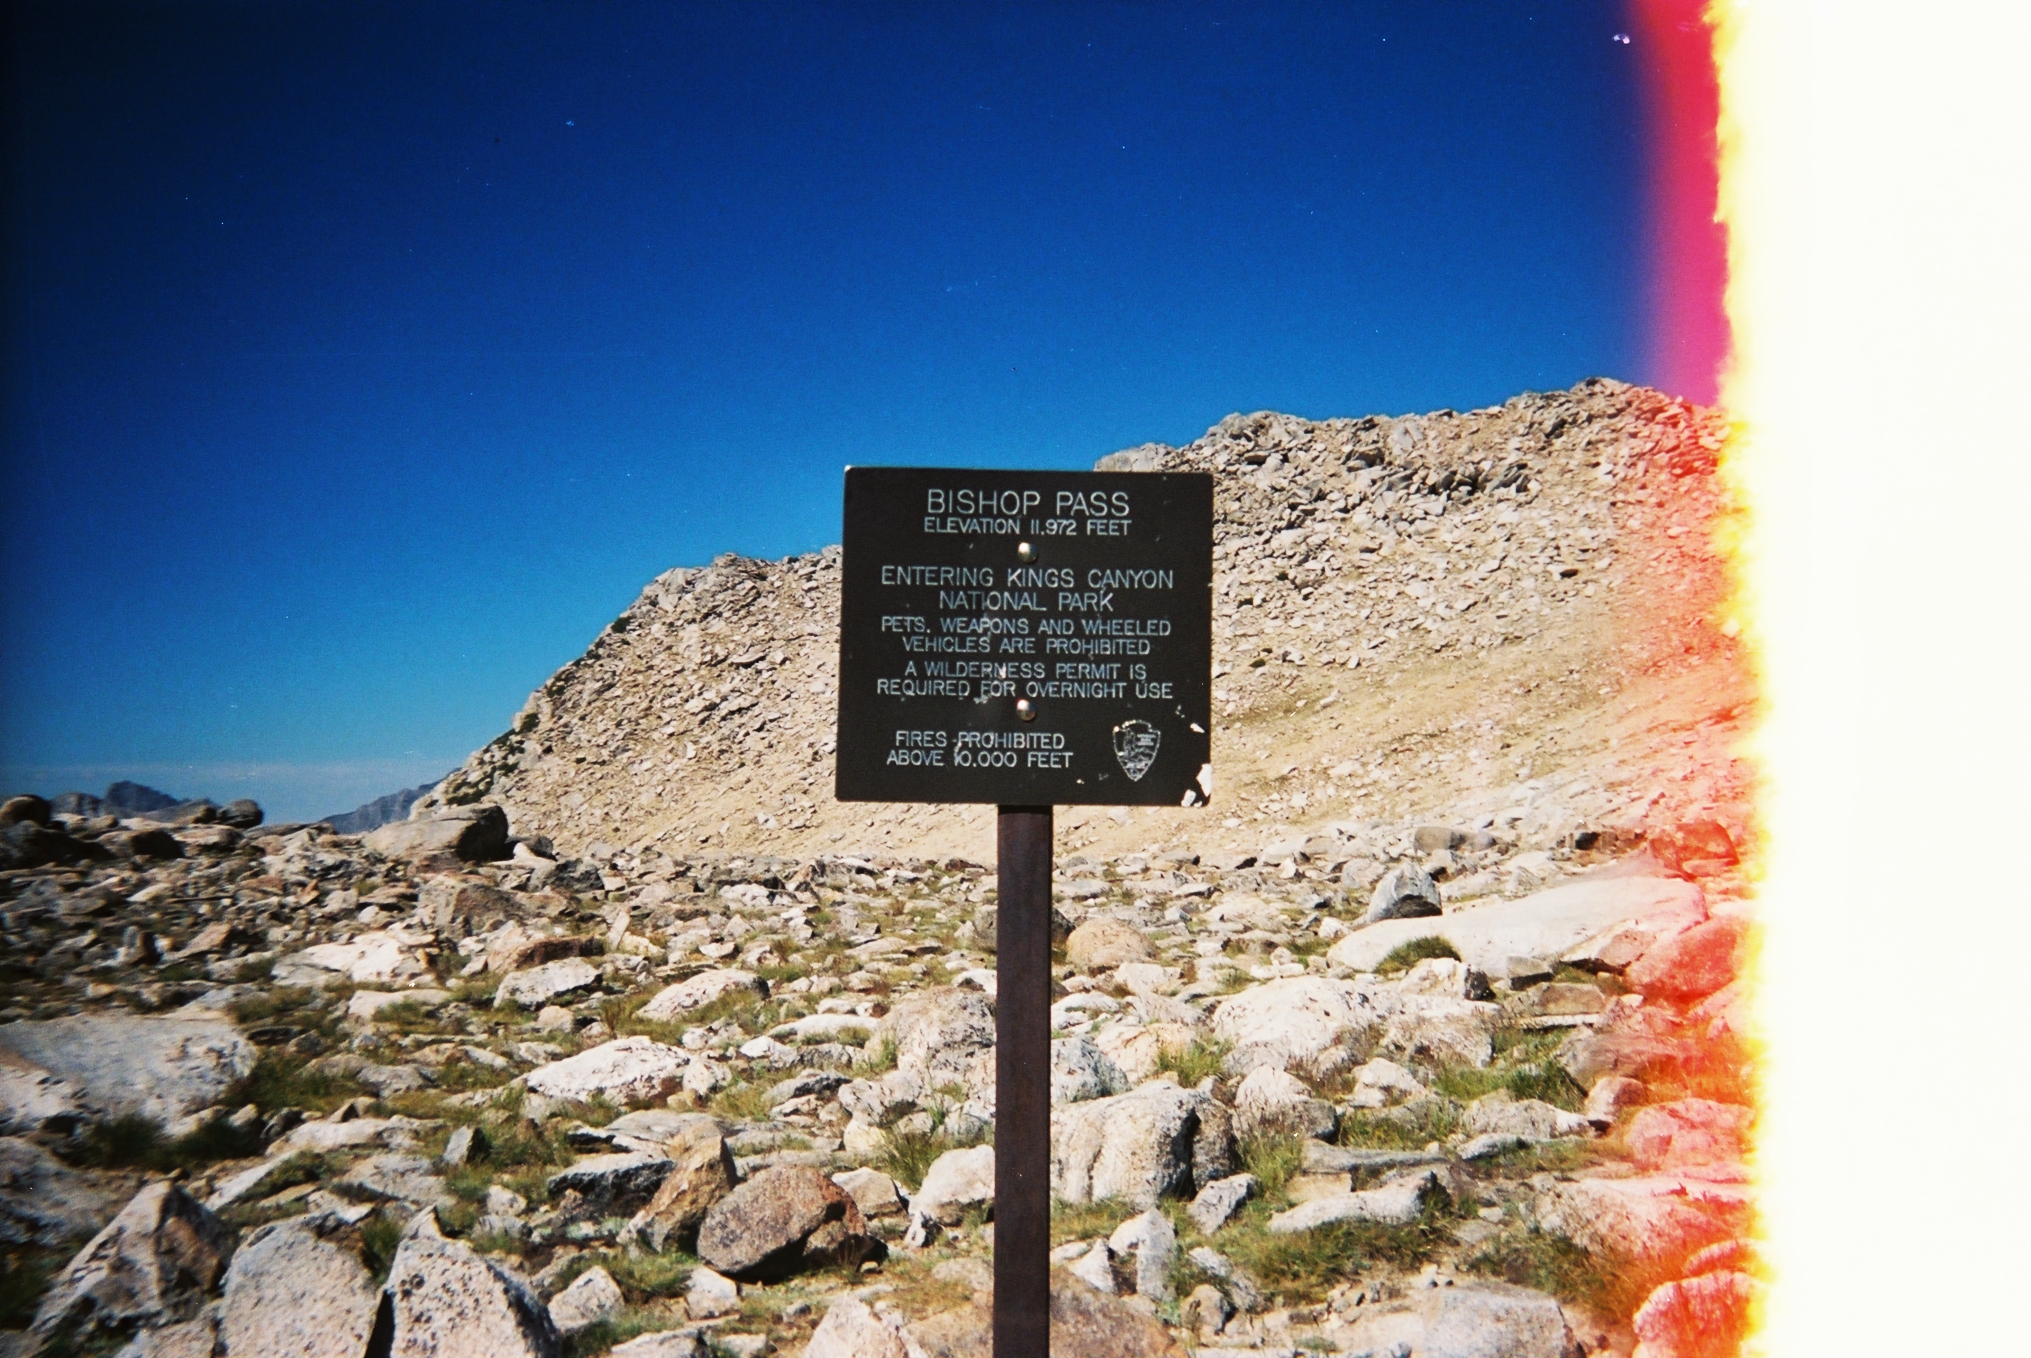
<box><xmin>0</xmin><ymin>380</ymin><xmax>1759</xmax><ymax>1358</ymax></box>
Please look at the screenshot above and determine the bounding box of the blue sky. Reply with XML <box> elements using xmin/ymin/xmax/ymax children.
<box><xmin>1</xmin><ymin>1</ymin><xmax>1648</xmax><ymax>821</ymax></box>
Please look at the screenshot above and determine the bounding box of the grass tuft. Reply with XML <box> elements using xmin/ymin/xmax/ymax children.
<box><xmin>1049</xmin><ymin>1196</ymin><xmax>1141</xmax><ymax>1246</ymax></box>
<box><xmin>1464</xmin><ymin>1226</ymin><xmax>1666</xmax><ymax>1319</ymax></box>
<box><xmin>707</xmin><ymin>1082</ymin><xmax>777</xmax><ymax>1124</ymax></box>
<box><xmin>1214</xmin><ymin>1196</ymin><xmax>1454</xmax><ymax>1298</ymax></box>
<box><xmin>62</xmin><ymin>1111</ymin><xmax>264</xmax><ymax>1171</ymax></box>
<box><xmin>1376</xmin><ymin>936</ymin><xmax>1461</xmax><ymax>973</ymax></box>
<box><xmin>237</xmin><ymin>1051</ymin><xmax>368</xmax><ymax>1116</ymax></box>
<box><xmin>1154</xmin><ymin>1038</ymin><xmax>1231</xmax><ymax>1087</ymax></box>
<box><xmin>1236</xmin><ymin>1132</ymin><xmax>1306</xmax><ymax>1202</ymax></box>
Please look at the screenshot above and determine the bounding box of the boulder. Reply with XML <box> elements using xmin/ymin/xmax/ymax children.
<box><xmin>1266</xmin><ymin>1170</ymin><xmax>1448</xmax><ymax>1232</ymax></box>
<box><xmin>364</xmin><ymin>805</ymin><xmax>511</xmax><ymax>863</ymax></box>
<box><xmin>1108</xmin><ymin>1207</ymin><xmax>1177</xmax><ymax>1301</ymax></box>
<box><xmin>1365</xmin><ymin>864</ymin><xmax>1443</xmax><ymax>922</ymax></box>
<box><xmin>1187</xmin><ymin>1173</ymin><xmax>1257</xmax><ymax>1235</ymax></box>
<box><xmin>335</xmin><ymin>1153</ymin><xmax>453</xmax><ymax>1208</ymax></box>
<box><xmin>547</xmin><ymin>1266</ymin><xmax>623</xmax><ymax>1335</ymax></box>
<box><xmin>218</xmin><ymin>1211</ymin><xmax>380</xmax><ymax>1358</ymax></box>
<box><xmin>1051</xmin><ymin>1080</ymin><xmax>1233</xmax><ymax>1208</ymax></box>
<box><xmin>0</xmin><ymin>794</ymin><xmax>51</xmax><ymax>826</ymax></box>
<box><xmin>1462</xmin><ymin>1094</ymin><xmax>1594</xmax><ymax>1141</ymax></box>
<box><xmin>1050</xmin><ymin>1038</ymin><xmax>1129</xmax><ymax>1105</ymax></box>
<box><xmin>1064</xmin><ymin>918</ymin><xmax>1154</xmax><ymax>971</ymax></box>
<box><xmin>0</xmin><ymin>821</ymin><xmax>106</xmax><ymax>869</ymax></box>
<box><xmin>695</xmin><ymin>1165</ymin><xmax>883</xmax><ymax>1281</ymax></box>
<box><xmin>1331</xmin><ymin>875</ymin><xmax>1708</xmax><ymax>973</ymax></box>
<box><xmin>281</xmin><ymin>931</ymin><xmax>430</xmax><ymax>987</ymax></box>
<box><xmin>31</xmin><ymin>1183</ymin><xmax>231</xmax><ymax>1346</ymax></box>
<box><xmin>1231</xmin><ymin>1066</ymin><xmax>1337</xmax><ymax>1142</ymax></box>
<box><xmin>524</xmin><ymin>1037</ymin><xmax>689</xmax><ymax>1105</ymax></box>
<box><xmin>217</xmin><ymin>799</ymin><xmax>264</xmax><ymax>829</ymax></box>
<box><xmin>912</xmin><ymin>1145</ymin><xmax>996</xmax><ymax>1225</ymax></box>
<box><xmin>1554</xmin><ymin>1007</ymin><xmax>1696</xmax><ymax>1089</ymax></box>
<box><xmin>1346</xmin><ymin>1057</ymin><xmax>1430</xmax><ymax>1109</ymax></box>
<box><xmin>1583</xmin><ymin>1075</ymin><xmax>1645</xmax><ymax>1127</ymax></box>
<box><xmin>111</xmin><ymin>1312</ymin><xmax>219</xmax><ymax>1358</ymax></box>
<box><xmin>879</xmin><ymin>988</ymin><xmax>997</xmax><ymax>1094</ymax></box>
<box><xmin>1049</xmin><ymin>1272</ymin><xmax>1189</xmax><ymax>1357</ymax></box>
<box><xmin>1627</xmin><ymin>1098</ymin><xmax>1753</xmax><ymax>1170</ymax></box>
<box><xmin>376</xmin><ymin>1214</ymin><xmax>561</xmax><ymax>1358</ymax></box>
<box><xmin>1533</xmin><ymin>1175</ymin><xmax>1748</xmax><ymax>1268</ymax></box>
<box><xmin>837</xmin><ymin>1071</ymin><xmax>925</xmax><ymax>1129</ymax></box>
<box><xmin>546</xmin><ymin>1152</ymin><xmax>675</xmax><ymax>1219</ymax></box>
<box><xmin>0</xmin><ymin>1012</ymin><xmax>256</xmax><ymax>1133</ymax></box>
<box><xmin>1399</xmin><ymin>957</ymin><xmax>1495</xmax><ymax>1000</ymax></box>
<box><xmin>624</xmin><ymin>1121</ymin><xmax>739</xmax><ymax>1251</ymax></box>
<box><xmin>684</xmin><ymin>1266</ymin><xmax>740</xmax><ymax>1319</ymax></box>
<box><xmin>1209</xmin><ymin>976</ymin><xmax>1384</xmax><ymax>1077</ymax></box>
<box><xmin>610</xmin><ymin>1332</ymin><xmax>708</xmax><ymax>1358</ymax></box>
<box><xmin>637</xmin><ymin>970</ymin><xmax>768</xmax><ymax>1020</ymax></box>
<box><xmin>488</xmin><ymin>931</ymin><xmax>602</xmax><ymax>975</ymax></box>
<box><xmin>418</xmin><ymin>879</ymin><xmax>521</xmax><ymax>940</ymax></box>
<box><xmin>495</xmin><ymin>958</ymin><xmax>599</xmax><ymax>1009</ymax></box>
<box><xmin>1090</xmin><ymin>1021</ymin><xmax>1197</xmax><ymax>1085</ymax></box>
<box><xmin>804</xmin><ymin>1296</ymin><xmax>908</xmax><ymax>1358</ymax></box>
<box><xmin>1626</xmin><ymin>915</ymin><xmax>1753</xmax><ymax>1002</ymax></box>
<box><xmin>1376</xmin><ymin>996</ymin><xmax>1501</xmax><ymax>1069</ymax></box>
<box><xmin>0</xmin><ymin>1135</ymin><xmax>129</xmax><ymax>1245</ymax></box>
<box><xmin>830</xmin><ymin>1168</ymin><xmax>906</xmax><ymax>1219</ymax></box>
<box><xmin>1632</xmin><ymin>1270</ymin><xmax>1758</xmax><ymax>1358</ymax></box>
<box><xmin>1334</xmin><ymin>1280</ymin><xmax>1580</xmax><ymax>1358</ymax></box>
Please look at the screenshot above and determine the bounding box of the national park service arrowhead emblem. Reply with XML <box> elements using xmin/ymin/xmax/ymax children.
<box><xmin>1112</xmin><ymin>720</ymin><xmax>1161</xmax><ymax>782</ymax></box>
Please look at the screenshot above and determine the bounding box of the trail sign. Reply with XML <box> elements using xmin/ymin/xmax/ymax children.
<box><xmin>835</xmin><ymin>466</ymin><xmax>1214</xmax><ymax>807</ymax></box>
<box><xmin>834</xmin><ymin>464</ymin><xmax>1213</xmax><ymax>1357</ymax></box>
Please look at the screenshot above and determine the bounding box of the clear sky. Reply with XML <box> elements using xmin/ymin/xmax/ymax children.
<box><xmin>1</xmin><ymin>0</ymin><xmax>1654</xmax><ymax>822</ymax></box>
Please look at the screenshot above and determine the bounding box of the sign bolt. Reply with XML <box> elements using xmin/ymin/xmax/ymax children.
<box><xmin>1016</xmin><ymin>541</ymin><xmax>1036</xmax><ymax>562</ymax></box>
<box><xmin>1016</xmin><ymin>698</ymin><xmax>1036</xmax><ymax>721</ymax></box>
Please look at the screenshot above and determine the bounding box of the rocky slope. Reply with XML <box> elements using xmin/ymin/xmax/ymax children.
<box><xmin>417</xmin><ymin>378</ymin><xmax>1748</xmax><ymax>871</ymax></box>
<box><xmin>0</xmin><ymin>380</ymin><xmax>1758</xmax><ymax>1358</ymax></box>
<box><xmin>0</xmin><ymin>787</ymin><xmax>1756</xmax><ymax>1358</ymax></box>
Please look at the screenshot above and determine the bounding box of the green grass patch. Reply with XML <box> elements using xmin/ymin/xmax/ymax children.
<box><xmin>871</xmin><ymin>1127</ymin><xmax>942</xmax><ymax>1191</ymax></box>
<box><xmin>360</xmin><ymin>1213</ymin><xmax>404</xmax><ymax>1283</ymax></box>
<box><xmin>237</xmin><ymin>1051</ymin><xmax>368</xmax><ymax>1116</ymax></box>
<box><xmin>1427</xmin><ymin>1031</ymin><xmax>1584</xmax><ymax>1112</ymax></box>
<box><xmin>1376</xmin><ymin>936</ymin><xmax>1460</xmax><ymax>974</ymax></box>
<box><xmin>1236</xmin><ymin>1132</ymin><xmax>1305</xmax><ymax>1202</ymax></box>
<box><xmin>1049</xmin><ymin>1196</ymin><xmax>1141</xmax><ymax>1246</ymax></box>
<box><xmin>1155</xmin><ymin>1038</ymin><xmax>1231</xmax><ymax>1087</ymax></box>
<box><xmin>1468</xmin><ymin>1140</ymin><xmax>1595</xmax><ymax>1176</ymax></box>
<box><xmin>450</xmin><ymin>975</ymin><xmax>501</xmax><ymax>1005</ymax></box>
<box><xmin>1464</xmin><ymin>1226</ymin><xmax>1665</xmax><ymax>1319</ymax></box>
<box><xmin>707</xmin><ymin>1082</ymin><xmax>778</xmax><ymax>1124</ymax></box>
<box><xmin>1338</xmin><ymin>1101</ymin><xmax>1461</xmax><ymax>1150</ymax></box>
<box><xmin>1214</xmin><ymin>1197</ymin><xmax>1454</xmax><ymax>1300</ymax></box>
<box><xmin>859</xmin><ymin>1036</ymin><xmax>899</xmax><ymax>1073</ymax></box>
<box><xmin>63</xmin><ymin>1111</ymin><xmax>264</xmax><ymax>1171</ymax></box>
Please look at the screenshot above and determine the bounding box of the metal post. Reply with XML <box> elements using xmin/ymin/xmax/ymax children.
<box><xmin>995</xmin><ymin>805</ymin><xmax>1053</xmax><ymax>1357</ymax></box>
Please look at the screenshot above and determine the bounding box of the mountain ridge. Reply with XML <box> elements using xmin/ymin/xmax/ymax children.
<box><xmin>415</xmin><ymin>378</ymin><xmax>1747</xmax><ymax>866</ymax></box>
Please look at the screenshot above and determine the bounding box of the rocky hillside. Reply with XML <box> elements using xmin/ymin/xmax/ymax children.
<box><xmin>417</xmin><ymin>378</ymin><xmax>1749</xmax><ymax>873</ymax></box>
<box><xmin>0</xmin><ymin>755</ymin><xmax>1757</xmax><ymax>1358</ymax></box>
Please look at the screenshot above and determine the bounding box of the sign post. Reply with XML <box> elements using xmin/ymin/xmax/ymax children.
<box><xmin>836</xmin><ymin>467</ymin><xmax>1213</xmax><ymax>1354</ymax></box>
